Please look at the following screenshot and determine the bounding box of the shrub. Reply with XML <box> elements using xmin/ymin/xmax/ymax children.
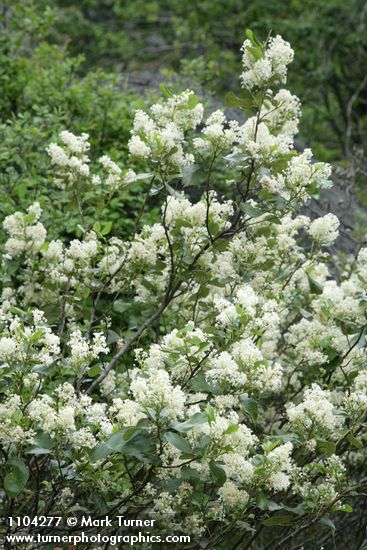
<box><xmin>0</xmin><ymin>0</ymin><xmax>153</xmax><ymax>239</ymax></box>
<box><xmin>0</xmin><ymin>29</ymin><xmax>366</xmax><ymax>549</ymax></box>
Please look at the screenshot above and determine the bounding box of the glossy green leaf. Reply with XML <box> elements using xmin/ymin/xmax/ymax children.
<box><xmin>4</xmin><ymin>459</ymin><xmax>29</xmax><ymax>498</ymax></box>
<box><xmin>164</xmin><ymin>432</ymin><xmax>193</xmax><ymax>454</ymax></box>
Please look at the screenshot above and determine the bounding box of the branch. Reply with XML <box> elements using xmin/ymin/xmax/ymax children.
<box><xmin>57</xmin><ymin>277</ymin><xmax>72</xmax><ymax>338</ymax></box>
<box><xmin>86</xmin><ymin>295</ymin><xmax>171</xmax><ymax>394</ymax></box>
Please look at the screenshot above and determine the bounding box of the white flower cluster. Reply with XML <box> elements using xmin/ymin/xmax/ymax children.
<box><xmin>47</xmin><ymin>131</ymin><xmax>90</xmax><ymax>179</ymax></box>
<box><xmin>264</xmin><ymin>442</ymin><xmax>294</xmax><ymax>492</ymax></box>
<box><xmin>3</xmin><ymin>202</ymin><xmax>46</xmax><ymax>256</ymax></box>
<box><xmin>128</xmin><ymin>90</ymin><xmax>203</xmax><ymax>170</ymax></box>
<box><xmin>309</xmin><ymin>213</ymin><xmax>340</xmax><ymax>246</ymax></box>
<box><xmin>231</xmin><ymin>338</ymin><xmax>282</xmax><ymax>393</ymax></box>
<box><xmin>47</xmin><ymin>131</ymin><xmax>125</xmax><ymax>189</ymax></box>
<box><xmin>241</xmin><ymin>35</ymin><xmax>294</xmax><ymax>90</ymax></box>
<box><xmin>26</xmin><ymin>383</ymin><xmax>112</xmax><ymax>446</ymax></box>
<box><xmin>312</xmin><ymin>280</ymin><xmax>365</xmax><ymax>324</ymax></box>
<box><xmin>294</xmin><ymin>455</ymin><xmax>346</xmax><ymax>510</ymax></box>
<box><xmin>344</xmin><ymin>371</ymin><xmax>367</xmax><ymax>418</ymax></box>
<box><xmin>236</xmin><ymin>116</ymin><xmax>293</xmax><ymax>162</ymax></box>
<box><xmin>287</xmin><ymin>384</ymin><xmax>341</xmax><ymax>438</ymax></box>
<box><xmin>206</xmin><ymin>351</ymin><xmax>248</xmax><ymax>388</ymax></box>
<box><xmin>164</xmin><ymin>193</ymin><xmax>233</xmax><ymax>254</ymax></box>
<box><xmin>214</xmin><ymin>284</ymin><xmax>259</xmax><ymax>327</ymax></box>
<box><xmin>128</xmin><ymin>224</ymin><xmax>166</xmax><ymax>266</ymax></box>
<box><xmin>0</xmin><ymin>309</ymin><xmax>60</xmax><ymax>367</ymax></box>
<box><xmin>110</xmin><ymin>398</ymin><xmax>145</xmax><ymax>426</ymax></box>
<box><xmin>0</xmin><ymin>395</ymin><xmax>36</xmax><ymax>446</ymax></box>
<box><xmin>285</xmin><ymin>318</ymin><xmax>346</xmax><ymax>366</ymax></box>
<box><xmin>96</xmin><ymin>155</ymin><xmax>122</xmax><ymax>188</ymax></box>
<box><xmin>260</xmin><ymin>149</ymin><xmax>332</xmax><ymax>200</ymax></box>
<box><xmin>274</xmin><ymin>214</ymin><xmax>310</xmax><ymax>251</ymax></box>
<box><xmin>41</xmin><ymin>231</ymin><xmax>102</xmax><ymax>288</ymax></box>
<box><xmin>218</xmin><ymin>481</ymin><xmax>249</xmax><ymax>509</ymax></box>
<box><xmin>194</xmin><ymin>412</ymin><xmax>257</xmax><ymax>456</ymax></box>
<box><xmin>261</xmin><ymin>89</ymin><xmax>301</xmax><ymax>137</ymax></box>
<box><xmin>130</xmin><ymin>368</ymin><xmax>186</xmax><ymax>420</ymax></box>
<box><xmin>67</xmin><ymin>328</ymin><xmax>109</xmax><ymax>372</ymax></box>
<box><xmin>193</xmin><ymin>110</ymin><xmax>240</xmax><ymax>153</ymax></box>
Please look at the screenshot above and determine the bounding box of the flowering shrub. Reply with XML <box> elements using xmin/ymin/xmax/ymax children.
<box><xmin>1</xmin><ymin>30</ymin><xmax>366</xmax><ymax>549</ymax></box>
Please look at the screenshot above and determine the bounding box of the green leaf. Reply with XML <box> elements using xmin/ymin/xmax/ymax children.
<box><xmin>104</xmin><ymin>428</ymin><xmax>159</xmax><ymax>464</ymax></box>
<box><xmin>240</xmin><ymin>202</ymin><xmax>266</xmax><ymax>218</ymax></box>
<box><xmin>316</xmin><ymin>439</ymin><xmax>336</xmax><ymax>456</ymax></box>
<box><xmin>182</xmin><ymin>164</ymin><xmax>203</xmax><ymax>187</ymax></box>
<box><xmin>93</xmin><ymin>221</ymin><xmax>101</xmax><ymax>233</ymax></box>
<box><xmin>89</xmin><ymin>443</ymin><xmax>112</xmax><ymax>462</ymax></box>
<box><xmin>181</xmin><ymin>466</ymin><xmax>201</xmax><ymax>481</ymax></box>
<box><xmin>159</xmin><ymin>83</ymin><xmax>174</xmax><ymax>98</ymax></box>
<box><xmin>224</xmin><ymin>424</ymin><xmax>239</xmax><ymax>435</ymax></box>
<box><xmin>106</xmin><ymin>427</ymin><xmax>140</xmax><ymax>451</ymax></box>
<box><xmin>320</xmin><ymin>517</ymin><xmax>336</xmax><ymax>531</ymax></box>
<box><xmin>113</xmin><ymin>300</ymin><xmax>128</xmax><ymax>314</ymax></box>
<box><xmin>88</xmin><ymin>365</ymin><xmax>101</xmax><ymax>377</ymax></box>
<box><xmin>31</xmin><ymin>433</ymin><xmax>55</xmax><ymax>450</ymax></box>
<box><xmin>263</xmin><ymin>438</ymin><xmax>282</xmax><ymax>453</ymax></box>
<box><xmin>263</xmin><ymin>514</ymin><xmax>295</xmax><ymax>526</ymax></box>
<box><xmin>209</xmin><ymin>460</ymin><xmax>227</xmax><ymax>486</ymax></box>
<box><xmin>308</xmin><ymin>276</ymin><xmax>323</xmax><ymax>295</ymax></box>
<box><xmin>11</xmin><ymin>410</ymin><xmax>23</xmax><ymax>423</ymax></box>
<box><xmin>164</xmin><ymin>182</ymin><xmax>182</xmax><ymax>198</ymax></box>
<box><xmin>245</xmin><ymin>28</ymin><xmax>262</xmax><ymax>48</ymax></box>
<box><xmin>224</xmin><ymin>91</ymin><xmax>253</xmax><ymax>113</ymax></box>
<box><xmin>9</xmin><ymin>306</ymin><xmax>25</xmax><ymax>317</ymax></box>
<box><xmin>186</xmin><ymin>94</ymin><xmax>199</xmax><ymax>109</ymax></box>
<box><xmin>256</xmin><ymin>490</ymin><xmax>269</xmax><ymax>510</ymax></box>
<box><xmin>172</xmin><ymin>412</ymin><xmax>208</xmax><ymax>433</ymax></box>
<box><xmin>107</xmin><ymin>329</ymin><xmax>120</xmax><ymax>344</ymax></box>
<box><xmin>132</xmin><ymin>172</ymin><xmax>154</xmax><ymax>182</ymax></box>
<box><xmin>101</xmin><ymin>221</ymin><xmax>112</xmax><ymax>235</ymax></box>
<box><xmin>283</xmin><ymin>503</ymin><xmax>306</xmax><ymax>516</ymax></box>
<box><xmin>339</xmin><ymin>503</ymin><xmax>353</xmax><ymax>513</ymax></box>
<box><xmin>4</xmin><ymin>458</ymin><xmax>29</xmax><ymax>498</ymax></box>
<box><xmin>115</xmin><ymin>434</ymin><xmax>157</xmax><ymax>462</ymax></box>
<box><xmin>29</xmin><ymin>329</ymin><xmax>45</xmax><ymax>344</ymax></box>
<box><xmin>164</xmin><ymin>432</ymin><xmax>193</xmax><ymax>455</ymax></box>
<box><xmin>225</xmin><ymin>91</ymin><xmax>244</xmax><ymax>108</ymax></box>
<box><xmin>205</xmin><ymin>404</ymin><xmax>215</xmax><ymax>425</ymax></box>
<box><xmin>27</xmin><ymin>432</ymin><xmax>55</xmax><ymax>456</ymax></box>
<box><xmin>323</xmin><ymin>354</ymin><xmax>342</xmax><ymax>372</ymax></box>
<box><xmin>348</xmin><ymin>434</ymin><xmax>363</xmax><ymax>449</ymax></box>
<box><xmin>247</xmin><ymin>45</ymin><xmax>263</xmax><ymax>60</ymax></box>
<box><xmin>240</xmin><ymin>396</ymin><xmax>258</xmax><ymax>422</ymax></box>
<box><xmin>26</xmin><ymin>447</ymin><xmax>51</xmax><ymax>456</ymax></box>
<box><xmin>189</xmin><ymin>376</ymin><xmax>215</xmax><ymax>393</ymax></box>
<box><xmin>319</xmin><ymin>336</ymin><xmax>333</xmax><ymax>350</ymax></box>
<box><xmin>268</xmin><ymin>501</ymin><xmax>284</xmax><ymax>511</ymax></box>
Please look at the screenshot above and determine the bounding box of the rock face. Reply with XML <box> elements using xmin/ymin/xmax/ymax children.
<box><xmin>121</xmin><ymin>69</ymin><xmax>166</xmax><ymax>93</ymax></box>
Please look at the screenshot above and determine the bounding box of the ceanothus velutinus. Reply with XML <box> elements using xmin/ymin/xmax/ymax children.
<box><xmin>0</xmin><ymin>29</ymin><xmax>365</xmax><ymax>549</ymax></box>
